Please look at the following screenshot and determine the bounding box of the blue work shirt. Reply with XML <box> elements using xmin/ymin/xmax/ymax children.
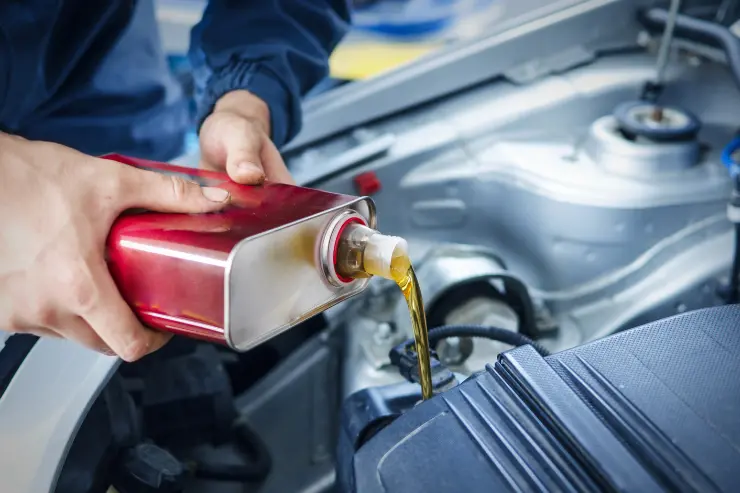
<box><xmin>0</xmin><ymin>0</ymin><xmax>350</xmax><ymax>161</ymax></box>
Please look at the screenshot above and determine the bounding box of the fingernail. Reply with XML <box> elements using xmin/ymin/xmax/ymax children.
<box><xmin>237</xmin><ymin>162</ymin><xmax>262</xmax><ymax>174</ymax></box>
<box><xmin>202</xmin><ymin>187</ymin><xmax>230</xmax><ymax>202</ymax></box>
<box><xmin>237</xmin><ymin>162</ymin><xmax>265</xmax><ymax>181</ymax></box>
<box><xmin>235</xmin><ymin>163</ymin><xmax>265</xmax><ymax>185</ymax></box>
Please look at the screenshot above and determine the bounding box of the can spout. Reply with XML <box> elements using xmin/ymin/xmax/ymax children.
<box><xmin>334</xmin><ymin>223</ymin><xmax>408</xmax><ymax>282</ymax></box>
<box><xmin>363</xmin><ymin>231</ymin><xmax>409</xmax><ymax>281</ymax></box>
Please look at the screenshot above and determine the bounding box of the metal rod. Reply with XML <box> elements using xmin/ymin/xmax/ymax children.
<box><xmin>654</xmin><ymin>0</ymin><xmax>682</xmax><ymax>87</ymax></box>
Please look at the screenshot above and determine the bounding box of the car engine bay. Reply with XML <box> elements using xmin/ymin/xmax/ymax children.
<box><xmin>2</xmin><ymin>0</ymin><xmax>740</xmax><ymax>492</ymax></box>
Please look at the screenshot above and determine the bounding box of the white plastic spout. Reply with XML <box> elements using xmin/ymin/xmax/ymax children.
<box><xmin>363</xmin><ymin>233</ymin><xmax>409</xmax><ymax>280</ymax></box>
<box><xmin>333</xmin><ymin>222</ymin><xmax>409</xmax><ymax>282</ymax></box>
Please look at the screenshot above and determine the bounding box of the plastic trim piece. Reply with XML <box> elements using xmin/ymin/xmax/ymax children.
<box><xmin>0</xmin><ymin>338</ymin><xmax>120</xmax><ymax>493</ymax></box>
<box><xmin>0</xmin><ymin>335</ymin><xmax>38</xmax><ymax>399</ymax></box>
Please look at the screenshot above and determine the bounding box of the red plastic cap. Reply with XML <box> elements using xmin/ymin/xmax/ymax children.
<box><xmin>331</xmin><ymin>216</ymin><xmax>367</xmax><ymax>284</ymax></box>
<box><xmin>354</xmin><ymin>171</ymin><xmax>382</xmax><ymax>196</ymax></box>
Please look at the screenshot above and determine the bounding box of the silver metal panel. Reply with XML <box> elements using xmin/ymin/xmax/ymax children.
<box><xmin>566</xmin><ymin>227</ymin><xmax>732</xmax><ymax>340</ymax></box>
<box><xmin>0</xmin><ymin>338</ymin><xmax>119</xmax><ymax>493</ymax></box>
<box><xmin>284</xmin><ymin>0</ymin><xmax>652</xmax><ymax>151</ymax></box>
<box><xmin>306</xmin><ymin>49</ymin><xmax>739</xmax><ymax>397</ymax></box>
<box><xmin>301</xmin><ymin>53</ymin><xmax>736</xmax><ymax>290</ymax></box>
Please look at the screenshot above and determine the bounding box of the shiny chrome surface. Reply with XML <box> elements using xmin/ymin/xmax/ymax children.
<box><xmin>225</xmin><ymin>197</ymin><xmax>376</xmax><ymax>351</ymax></box>
<box><xmin>105</xmin><ymin>154</ymin><xmax>379</xmax><ymax>352</ymax></box>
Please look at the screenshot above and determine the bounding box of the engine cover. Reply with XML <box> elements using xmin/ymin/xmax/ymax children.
<box><xmin>338</xmin><ymin>305</ymin><xmax>740</xmax><ymax>493</ymax></box>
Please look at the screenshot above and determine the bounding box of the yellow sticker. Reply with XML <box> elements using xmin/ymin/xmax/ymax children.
<box><xmin>329</xmin><ymin>41</ymin><xmax>441</xmax><ymax>80</ymax></box>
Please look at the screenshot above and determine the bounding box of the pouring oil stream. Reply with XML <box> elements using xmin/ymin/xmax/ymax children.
<box><xmin>335</xmin><ymin>224</ymin><xmax>434</xmax><ymax>400</ymax></box>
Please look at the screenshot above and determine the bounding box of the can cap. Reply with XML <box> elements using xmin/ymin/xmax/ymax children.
<box><xmin>363</xmin><ymin>233</ymin><xmax>408</xmax><ymax>280</ymax></box>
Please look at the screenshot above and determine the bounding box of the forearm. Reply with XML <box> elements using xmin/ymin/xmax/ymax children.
<box><xmin>189</xmin><ymin>0</ymin><xmax>351</xmax><ymax>148</ymax></box>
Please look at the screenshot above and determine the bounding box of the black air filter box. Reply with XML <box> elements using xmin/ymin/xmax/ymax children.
<box><xmin>339</xmin><ymin>305</ymin><xmax>740</xmax><ymax>493</ymax></box>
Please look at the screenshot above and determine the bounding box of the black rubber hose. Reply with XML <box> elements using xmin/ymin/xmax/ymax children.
<box><xmin>641</xmin><ymin>8</ymin><xmax>740</xmax><ymax>92</ymax></box>
<box><xmin>427</xmin><ymin>325</ymin><xmax>550</xmax><ymax>357</ymax></box>
<box><xmin>190</xmin><ymin>420</ymin><xmax>271</xmax><ymax>483</ymax></box>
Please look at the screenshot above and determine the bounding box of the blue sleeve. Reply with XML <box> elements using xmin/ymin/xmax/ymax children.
<box><xmin>189</xmin><ymin>0</ymin><xmax>351</xmax><ymax>148</ymax></box>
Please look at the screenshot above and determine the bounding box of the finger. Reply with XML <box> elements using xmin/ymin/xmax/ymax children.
<box><xmin>80</xmin><ymin>260</ymin><xmax>172</xmax><ymax>362</ymax></box>
<box><xmin>49</xmin><ymin>315</ymin><xmax>115</xmax><ymax>356</ymax></box>
<box><xmin>37</xmin><ymin>328</ymin><xmax>62</xmax><ymax>339</ymax></box>
<box><xmin>1</xmin><ymin>291</ymin><xmax>62</xmax><ymax>340</ymax></box>
<box><xmin>221</xmin><ymin>120</ymin><xmax>267</xmax><ymax>185</ymax></box>
<box><xmin>118</xmin><ymin>165</ymin><xmax>231</xmax><ymax>214</ymax></box>
<box><xmin>261</xmin><ymin>139</ymin><xmax>295</xmax><ymax>185</ymax></box>
<box><xmin>9</xmin><ymin>327</ymin><xmax>61</xmax><ymax>340</ymax></box>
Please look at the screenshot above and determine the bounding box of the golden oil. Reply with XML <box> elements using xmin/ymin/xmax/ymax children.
<box><xmin>336</xmin><ymin>224</ymin><xmax>434</xmax><ymax>400</ymax></box>
<box><xmin>389</xmin><ymin>253</ymin><xmax>434</xmax><ymax>400</ymax></box>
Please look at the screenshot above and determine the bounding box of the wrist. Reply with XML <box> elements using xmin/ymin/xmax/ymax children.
<box><xmin>194</xmin><ymin>60</ymin><xmax>293</xmax><ymax>148</ymax></box>
<box><xmin>213</xmin><ymin>90</ymin><xmax>271</xmax><ymax>136</ymax></box>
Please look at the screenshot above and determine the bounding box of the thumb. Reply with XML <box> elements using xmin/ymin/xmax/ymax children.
<box><xmin>119</xmin><ymin>165</ymin><xmax>231</xmax><ymax>213</ymax></box>
<box><xmin>221</xmin><ymin>121</ymin><xmax>267</xmax><ymax>185</ymax></box>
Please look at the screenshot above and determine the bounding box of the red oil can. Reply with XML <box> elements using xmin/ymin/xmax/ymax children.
<box><xmin>104</xmin><ymin>154</ymin><xmax>377</xmax><ymax>351</ymax></box>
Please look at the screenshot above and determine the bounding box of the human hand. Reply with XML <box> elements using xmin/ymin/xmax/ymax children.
<box><xmin>199</xmin><ymin>90</ymin><xmax>295</xmax><ymax>185</ymax></box>
<box><xmin>0</xmin><ymin>134</ymin><xmax>231</xmax><ymax>361</ymax></box>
